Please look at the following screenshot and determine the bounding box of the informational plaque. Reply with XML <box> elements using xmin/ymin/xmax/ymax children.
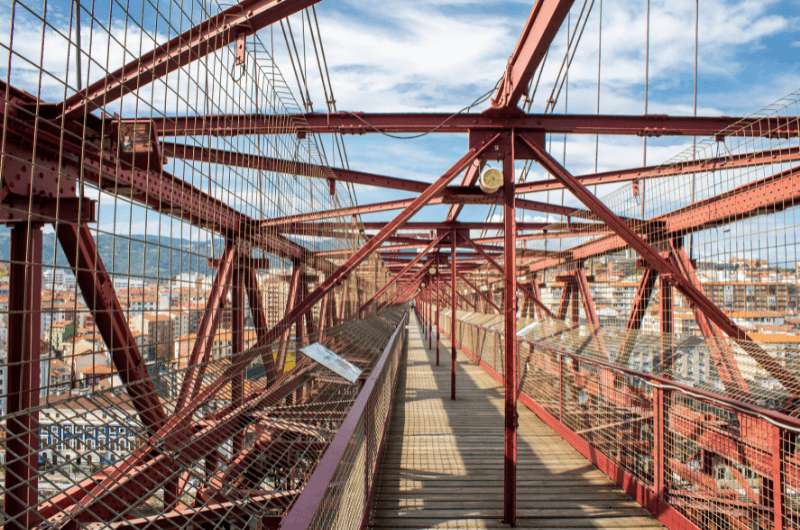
<box><xmin>299</xmin><ymin>343</ymin><xmax>363</xmax><ymax>383</ymax></box>
<box><xmin>516</xmin><ymin>320</ymin><xmax>540</xmax><ymax>337</ymax></box>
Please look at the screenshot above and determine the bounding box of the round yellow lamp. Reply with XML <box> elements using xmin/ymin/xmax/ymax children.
<box><xmin>479</xmin><ymin>167</ymin><xmax>503</xmax><ymax>194</ymax></box>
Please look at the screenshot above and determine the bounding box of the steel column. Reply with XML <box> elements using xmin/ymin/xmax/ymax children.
<box><xmin>659</xmin><ymin>276</ymin><xmax>673</xmax><ymax>375</ymax></box>
<box><xmin>243</xmin><ymin>266</ymin><xmax>279</xmax><ymax>382</ymax></box>
<box><xmin>451</xmin><ymin>232</ymin><xmax>457</xmax><ymax>401</ymax></box>
<box><xmin>502</xmin><ymin>146</ymin><xmax>518</xmax><ymax>526</ymax></box>
<box><xmin>231</xmin><ymin>261</ymin><xmax>245</xmax><ymax>454</ymax></box>
<box><xmin>435</xmin><ymin>257</ymin><xmax>441</xmax><ymax>366</ymax></box>
<box><xmin>176</xmin><ymin>242</ymin><xmax>237</xmax><ymax>411</ymax></box>
<box><xmin>56</xmin><ymin>224</ymin><xmax>167</xmax><ymax>432</ymax></box>
<box><xmin>4</xmin><ymin>222</ymin><xmax>43</xmax><ymax>530</ymax></box>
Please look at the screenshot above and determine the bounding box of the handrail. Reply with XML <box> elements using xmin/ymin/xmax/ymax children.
<box><xmin>280</xmin><ymin>309</ymin><xmax>408</xmax><ymax>529</ymax></box>
<box><xmin>448</xmin><ymin>310</ymin><xmax>800</xmax><ymax>431</ymax></box>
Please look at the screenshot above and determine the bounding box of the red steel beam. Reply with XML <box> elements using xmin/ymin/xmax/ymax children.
<box><xmin>619</xmin><ymin>267</ymin><xmax>659</xmax><ymax>364</ymax></box>
<box><xmin>318</xmin><ymin>221</ymin><xmax>583</xmax><ymax>230</ymax></box>
<box><xmin>670</xmin><ymin>246</ymin><xmax>748</xmax><ymax>395</ymax></box>
<box><xmin>60</xmin><ymin>0</ymin><xmax>320</xmax><ymax>118</ymax></box>
<box><xmin>4</xmin><ymin>223</ymin><xmax>43</xmax><ymax>530</ymax></box>
<box><xmin>151</xmin><ymin>112</ymin><xmax>797</xmax><ymax>138</ymax></box>
<box><xmin>492</xmin><ymin>0</ymin><xmax>575</xmax><ymax>109</ymax></box>
<box><xmin>522</xmin><ymin>134</ymin><xmax>800</xmax><ymax>393</ymax></box>
<box><xmin>56</xmin><ymin>224</ymin><xmax>167</xmax><ymax>433</ymax></box>
<box><xmin>451</xmin><ymin>232</ymin><xmax>457</xmax><ymax>401</ymax></box>
<box><xmin>243</xmin><ymin>265</ymin><xmax>279</xmax><ymax>382</ymax></box>
<box><xmin>515</xmin><ymin>145</ymin><xmax>800</xmax><ymax>194</ymax></box>
<box><xmin>165</xmin><ymin>140</ymin><xmax>800</xmax><ymax>199</ymax></box>
<box><xmin>231</xmin><ymin>262</ymin><xmax>246</xmax><ymax>454</ymax></box>
<box><xmin>48</xmin><ymin>139</ymin><xmax>497</xmax><ymax>524</ymax></box>
<box><xmin>161</xmin><ymin>141</ymin><xmax>432</xmax><ymax>193</ymax></box>
<box><xmin>359</xmin><ymin>233</ymin><xmax>447</xmax><ymax>315</ymax></box>
<box><xmin>264</xmin><ymin>195</ymin><xmax>599</xmax><ymax>226</ymax></box>
<box><xmin>277</xmin><ymin>262</ymin><xmax>303</xmax><ymax>371</ymax></box>
<box><xmin>502</xmin><ymin>147</ymin><xmax>518</xmax><ymax>525</ymax></box>
<box><xmin>447</xmin><ymin>159</ymin><xmax>481</xmax><ymax>221</ymax></box>
<box><xmin>0</xmin><ymin>85</ymin><xmax>335</xmax><ymax>275</ymax></box>
<box><xmin>176</xmin><ymin>243</ymin><xmax>237</xmax><ymax>412</ymax></box>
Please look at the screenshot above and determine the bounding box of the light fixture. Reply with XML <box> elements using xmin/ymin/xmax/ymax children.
<box><xmin>479</xmin><ymin>167</ymin><xmax>502</xmax><ymax>194</ymax></box>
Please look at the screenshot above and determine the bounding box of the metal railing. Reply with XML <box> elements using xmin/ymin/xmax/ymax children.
<box><xmin>280</xmin><ymin>309</ymin><xmax>408</xmax><ymax>529</ymax></box>
<box><xmin>443</xmin><ymin>311</ymin><xmax>799</xmax><ymax>530</ymax></box>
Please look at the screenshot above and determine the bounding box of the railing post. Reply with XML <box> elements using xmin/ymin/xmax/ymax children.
<box><xmin>451</xmin><ymin>230</ymin><xmax>457</xmax><ymax>400</ymax></box>
<box><xmin>559</xmin><ymin>354</ymin><xmax>565</xmax><ymax>421</ymax></box>
<box><xmin>364</xmin><ymin>404</ymin><xmax>372</xmax><ymax>516</ymax></box>
<box><xmin>771</xmin><ymin>423</ymin><xmax>784</xmax><ymax>530</ymax></box>
<box><xmin>4</xmin><ymin>222</ymin><xmax>43</xmax><ymax>530</ymax></box>
<box><xmin>435</xmin><ymin>258</ymin><xmax>441</xmax><ymax>366</ymax></box>
<box><xmin>653</xmin><ymin>386</ymin><xmax>666</xmax><ymax>512</ymax></box>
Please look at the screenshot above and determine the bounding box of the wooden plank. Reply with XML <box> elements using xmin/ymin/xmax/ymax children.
<box><xmin>368</xmin><ymin>313</ymin><xmax>661</xmax><ymax>529</ymax></box>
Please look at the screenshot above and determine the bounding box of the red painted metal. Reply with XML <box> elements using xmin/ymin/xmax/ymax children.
<box><xmin>620</xmin><ymin>267</ymin><xmax>658</xmax><ymax>363</ymax></box>
<box><xmin>61</xmin><ymin>0</ymin><xmax>320</xmax><ymax>118</ymax></box>
<box><xmin>451</xmin><ymin>232</ymin><xmax>457</xmax><ymax>401</ymax></box>
<box><xmin>56</xmin><ymin>224</ymin><xmax>167</xmax><ymax>432</ymax></box>
<box><xmin>162</xmin><ymin>142</ymin><xmax>432</xmax><ymax>193</ymax></box>
<box><xmin>435</xmin><ymin>258</ymin><xmax>441</xmax><ymax>367</ymax></box>
<box><xmin>4</xmin><ymin>223</ymin><xmax>43</xmax><ymax>530</ymax></box>
<box><xmin>243</xmin><ymin>265</ymin><xmax>279</xmax><ymax>382</ymax></box>
<box><xmin>492</xmin><ymin>0</ymin><xmax>575</xmax><ymax>109</ymax></box>
<box><xmin>277</xmin><ymin>263</ymin><xmax>303</xmax><ymax>371</ymax></box>
<box><xmin>231</xmin><ymin>261</ymin><xmax>245</xmax><ymax>454</ymax></box>
<box><xmin>281</xmin><ymin>312</ymin><xmax>407</xmax><ymax>529</ymax></box>
<box><xmin>530</xmin><ymin>165</ymin><xmax>800</xmax><ymax>273</ymax></box>
<box><xmin>515</xmin><ymin>145</ymin><xmax>800</xmax><ymax>194</ymax></box>
<box><xmin>360</xmin><ymin>233</ymin><xmax>447</xmax><ymax>315</ymax></box>
<box><xmin>502</xmin><ymin>147</ymin><xmax>518</xmax><ymax>526</ymax></box>
<box><xmin>521</xmin><ymin>133</ymin><xmax>800</xmax><ymax>393</ymax></box>
<box><xmin>176</xmin><ymin>242</ymin><xmax>237</xmax><ymax>412</ymax></box>
<box><xmin>659</xmin><ymin>275</ymin><xmax>673</xmax><ymax>373</ymax></box>
<box><xmin>264</xmin><ymin>192</ymin><xmax>597</xmax><ymax>226</ymax></box>
<box><xmin>461</xmin><ymin>275</ymin><xmax>501</xmax><ymax>313</ymax></box>
<box><xmin>152</xmin><ymin>112</ymin><xmax>794</xmax><ymax>138</ymax></box>
<box><xmin>670</xmin><ymin>245</ymin><xmax>748</xmax><ymax>394</ymax></box>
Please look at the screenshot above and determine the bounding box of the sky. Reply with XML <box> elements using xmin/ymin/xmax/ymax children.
<box><xmin>307</xmin><ymin>0</ymin><xmax>800</xmax><ymax>227</ymax></box>
<box><xmin>1</xmin><ymin>0</ymin><xmax>799</xmax><ymax>249</ymax></box>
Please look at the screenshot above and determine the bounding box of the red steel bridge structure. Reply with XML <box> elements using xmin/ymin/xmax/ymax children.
<box><xmin>0</xmin><ymin>0</ymin><xmax>799</xmax><ymax>528</ymax></box>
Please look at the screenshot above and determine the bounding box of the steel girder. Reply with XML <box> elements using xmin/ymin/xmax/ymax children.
<box><xmin>526</xmin><ymin>163</ymin><xmax>800</xmax><ymax>272</ymax></box>
<box><xmin>521</xmin><ymin>134</ymin><xmax>800</xmax><ymax>393</ymax></box>
<box><xmin>4</xmin><ymin>223</ymin><xmax>43</xmax><ymax>530</ymax></box>
<box><xmin>263</xmin><ymin>194</ymin><xmax>599</xmax><ymax>227</ymax></box>
<box><xmin>149</xmin><ymin>112</ymin><xmax>799</xmax><ymax>138</ymax></box>
<box><xmin>492</xmin><ymin>0</ymin><xmax>575</xmax><ymax>109</ymax></box>
<box><xmin>56</xmin><ymin>224</ymin><xmax>168</xmax><ymax>433</ymax></box>
<box><xmin>166</xmin><ymin>140</ymin><xmax>800</xmax><ymax>203</ymax></box>
<box><xmin>176</xmin><ymin>242</ymin><xmax>238</xmax><ymax>412</ymax></box>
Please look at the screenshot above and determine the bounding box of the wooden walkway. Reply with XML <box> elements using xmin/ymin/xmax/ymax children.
<box><xmin>370</xmin><ymin>312</ymin><xmax>661</xmax><ymax>529</ymax></box>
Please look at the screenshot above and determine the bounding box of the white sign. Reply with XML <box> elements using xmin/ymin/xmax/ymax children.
<box><xmin>299</xmin><ymin>343</ymin><xmax>363</xmax><ymax>384</ymax></box>
<box><xmin>516</xmin><ymin>320</ymin><xmax>540</xmax><ymax>337</ymax></box>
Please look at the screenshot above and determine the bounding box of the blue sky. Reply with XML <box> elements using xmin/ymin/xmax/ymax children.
<box><xmin>307</xmin><ymin>0</ymin><xmax>800</xmax><ymax>227</ymax></box>
<box><xmin>1</xmin><ymin>0</ymin><xmax>799</xmax><ymax>247</ymax></box>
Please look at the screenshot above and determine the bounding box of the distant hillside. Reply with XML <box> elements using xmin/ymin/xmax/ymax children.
<box><xmin>0</xmin><ymin>231</ymin><xmax>226</xmax><ymax>280</ymax></box>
